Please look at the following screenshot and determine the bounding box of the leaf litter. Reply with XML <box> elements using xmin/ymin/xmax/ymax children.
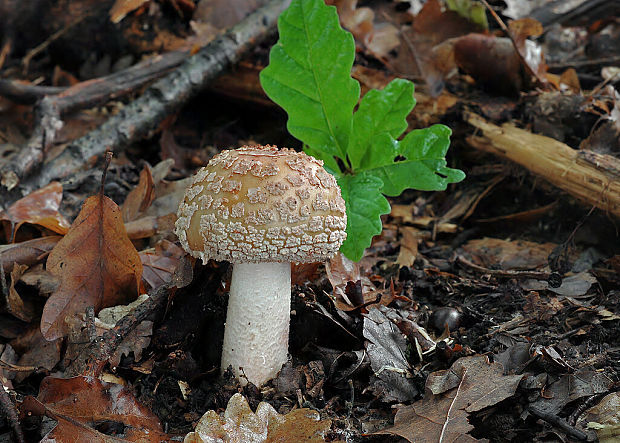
<box><xmin>0</xmin><ymin>0</ymin><xmax>619</xmax><ymax>442</ymax></box>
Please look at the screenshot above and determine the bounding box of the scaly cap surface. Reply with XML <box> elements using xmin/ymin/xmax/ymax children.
<box><xmin>175</xmin><ymin>145</ymin><xmax>347</xmax><ymax>264</ymax></box>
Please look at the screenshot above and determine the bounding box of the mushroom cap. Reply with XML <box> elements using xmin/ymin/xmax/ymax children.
<box><xmin>175</xmin><ymin>145</ymin><xmax>347</xmax><ymax>264</ymax></box>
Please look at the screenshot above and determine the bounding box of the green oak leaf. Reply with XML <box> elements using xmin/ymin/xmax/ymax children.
<box><xmin>361</xmin><ymin>125</ymin><xmax>466</xmax><ymax>196</ymax></box>
<box><xmin>338</xmin><ymin>173</ymin><xmax>391</xmax><ymax>262</ymax></box>
<box><xmin>349</xmin><ymin>78</ymin><xmax>415</xmax><ymax>169</ymax></box>
<box><xmin>259</xmin><ymin>0</ymin><xmax>359</xmax><ymax>162</ymax></box>
<box><xmin>259</xmin><ymin>0</ymin><xmax>465</xmax><ymax>261</ymax></box>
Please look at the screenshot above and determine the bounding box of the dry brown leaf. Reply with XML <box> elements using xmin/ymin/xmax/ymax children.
<box><xmin>122</xmin><ymin>164</ymin><xmax>155</xmax><ymax>223</ymax></box>
<box><xmin>41</xmin><ymin>194</ymin><xmax>143</xmax><ymax>340</ymax></box>
<box><xmin>508</xmin><ymin>17</ymin><xmax>546</xmax><ymax>80</ymax></box>
<box><xmin>583</xmin><ymin>392</ymin><xmax>620</xmax><ymax>442</ymax></box>
<box><xmin>22</xmin><ymin>375</ymin><xmax>168</xmax><ymax>442</ymax></box>
<box><xmin>378</xmin><ymin>356</ymin><xmax>524</xmax><ymax>442</ymax></box>
<box><xmin>185</xmin><ymin>393</ymin><xmax>331</xmax><ymax>442</ymax></box>
<box><xmin>140</xmin><ymin>239</ymin><xmax>185</xmax><ymax>288</ymax></box>
<box><xmin>109</xmin><ymin>0</ymin><xmax>149</xmax><ymax>24</ymax></box>
<box><xmin>325</xmin><ymin>252</ymin><xmax>376</xmax><ymax>311</ymax></box>
<box><xmin>390</xmin><ymin>0</ymin><xmax>482</xmax><ymax>96</ymax></box>
<box><xmin>0</xmin><ymin>236</ymin><xmax>61</xmax><ymax>274</ymax></box>
<box><xmin>110</xmin><ymin>320</ymin><xmax>153</xmax><ymax>367</ymax></box>
<box><xmin>462</xmin><ymin>237</ymin><xmax>556</xmax><ymax>271</ymax></box>
<box><xmin>390</xmin><ymin>204</ymin><xmax>416</xmax><ymax>224</ymax></box>
<box><xmin>125</xmin><ymin>213</ymin><xmax>177</xmax><ymax>239</ymax></box>
<box><xmin>19</xmin><ymin>264</ymin><xmax>59</xmax><ymax>295</ymax></box>
<box><xmin>5</xmin><ymin>263</ymin><xmax>36</xmax><ymax>322</ymax></box>
<box><xmin>0</xmin><ymin>182</ymin><xmax>70</xmax><ymax>240</ymax></box>
<box><xmin>11</xmin><ymin>326</ymin><xmax>61</xmax><ymax>383</ymax></box>
<box><xmin>330</xmin><ymin>0</ymin><xmax>399</xmax><ymax>59</ymax></box>
<box><xmin>145</xmin><ymin>177</ymin><xmax>193</xmax><ymax>218</ymax></box>
<box><xmin>396</xmin><ymin>226</ymin><xmax>420</xmax><ymax>268</ymax></box>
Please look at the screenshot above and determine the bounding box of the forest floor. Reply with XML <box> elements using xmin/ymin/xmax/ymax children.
<box><xmin>0</xmin><ymin>0</ymin><xmax>619</xmax><ymax>442</ymax></box>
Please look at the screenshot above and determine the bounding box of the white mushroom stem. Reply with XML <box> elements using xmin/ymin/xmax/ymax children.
<box><xmin>221</xmin><ymin>262</ymin><xmax>291</xmax><ymax>387</ymax></box>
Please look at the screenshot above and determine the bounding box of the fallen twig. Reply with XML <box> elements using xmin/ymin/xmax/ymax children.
<box><xmin>66</xmin><ymin>258</ymin><xmax>193</xmax><ymax>377</ymax></box>
<box><xmin>65</xmin><ymin>285</ymin><xmax>171</xmax><ymax>377</ymax></box>
<box><xmin>0</xmin><ymin>0</ymin><xmax>291</xmax><ymax>207</ymax></box>
<box><xmin>456</xmin><ymin>255</ymin><xmax>551</xmax><ymax>280</ymax></box>
<box><xmin>528</xmin><ymin>406</ymin><xmax>589</xmax><ymax>441</ymax></box>
<box><xmin>0</xmin><ymin>49</ymin><xmax>189</xmax><ymax>191</ymax></box>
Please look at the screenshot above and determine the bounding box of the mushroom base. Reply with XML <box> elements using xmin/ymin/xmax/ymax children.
<box><xmin>221</xmin><ymin>262</ymin><xmax>291</xmax><ymax>387</ymax></box>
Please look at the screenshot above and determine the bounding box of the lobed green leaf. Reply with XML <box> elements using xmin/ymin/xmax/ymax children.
<box><xmin>349</xmin><ymin>79</ymin><xmax>415</xmax><ymax>170</ymax></box>
<box><xmin>259</xmin><ymin>0</ymin><xmax>359</xmax><ymax>162</ymax></box>
<box><xmin>361</xmin><ymin>125</ymin><xmax>466</xmax><ymax>196</ymax></box>
<box><xmin>337</xmin><ymin>173</ymin><xmax>391</xmax><ymax>262</ymax></box>
<box><xmin>260</xmin><ymin>0</ymin><xmax>465</xmax><ymax>261</ymax></box>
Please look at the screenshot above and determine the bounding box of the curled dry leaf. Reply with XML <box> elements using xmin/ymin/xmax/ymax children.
<box><xmin>5</xmin><ymin>263</ymin><xmax>36</xmax><ymax>322</ymax></box>
<box><xmin>22</xmin><ymin>375</ymin><xmax>167</xmax><ymax>442</ymax></box>
<box><xmin>0</xmin><ymin>182</ymin><xmax>70</xmax><ymax>240</ymax></box>
<box><xmin>0</xmin><ymin>236</ymin><xmax>61</xmax><ymax>274</ymax></box>
<box><xmin>122</xmin><ymin>164</ymin><xmax>155</xmax><ymax>223</ymax></box>
<box><xmin>508</xmin><ymin>18</ymin><xmax>546</xmax><ymax>79</ymax></box>
<box><xmin>41</xmin><ymin>193</ymin><xmax>143</xmax><ymax>340</ymax></box>
<box><xmin>184</xmin><ymin>393</ymin><xmax>331</xmax><ymax>443</ymax></box>
<box><xmin>140</xmin><ymin>239</ymin><xmax>186</xmax><ymax>288</ymax></box>
<box><xmin>396</xmin><ymin>226</ymin><xmax>421</xmax><ymax>268</ymax></box>
<box><xmin>109</xmin><ymin>0</ymin><xmax>149</xmax><ymax>24</ymax></box>
<box><xmin>530</xmin><ymin>368</ymin><xmax>613</xmax><ymax>416</ymax></box>
<box><xmin>363</xmin><ymin>307</ymin><xmax>417</xmax><ymax>402</ymax></box>
<box><xmin>325</xmin><ymin>252</ymin><xmax>376</xmax><ymax>310</ymax></box>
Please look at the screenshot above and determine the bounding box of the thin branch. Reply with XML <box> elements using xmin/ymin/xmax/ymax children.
<box><xmin>0</xmin><ymin>49</ymin><xmax>189</xmax><ymax>191</ymax></box>
<box><xmin>0</xmin><ymin>0</ymin><xmax>291</xmax><ymax>208</ymax></box>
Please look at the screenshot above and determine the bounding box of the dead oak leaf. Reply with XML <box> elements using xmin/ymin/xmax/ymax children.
<box><xmin>109</xmin><ymin>0</ymin><xmax>149</xmax><ymax>24</ymax></box>
<box><xmin>0</xmin><ymin>236</ymin><xmax>61</xmax><ymax>274</ymax></box>
<box><xmin>140</xmin><ymin>240</ymin><xmax>185</xmax><ymax>289</ymax></box>
<box><xmin>22</xmin><ymin>375</ymin><xmax>168</xmax><ymax>442</ymax></box>
<box><xmin>0</xmin><ymin>181</ymin><xmax>70</xmax><ymax>240</ymax></box>
<box><xmin>122</xmin><ymin>164</ymin><xmax>155</xmax><ymax>223</ymax></box>
<box><xmin>0</xmin><ymin>235</ymin><xmax>61</xmax><ymax>272</ymax></box>
<box><xmin>378</xmin><ymin>356</ymin><xmax>524</xmax><ymax>442</ymax></box>
<box><xmin>42</xmin><ymin>194</ymin><xmax>142</xmax><ymax>340</ymax></box>
<box><xmin>185</xmin><ymin>393</ymin><xmax>331</xmax><ymax>442</ymax></box>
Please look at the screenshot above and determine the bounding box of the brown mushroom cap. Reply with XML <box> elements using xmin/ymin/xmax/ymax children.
<box><xmin>175</xmin><ymin>145</ymin><xmax>347</xmax><ymax>264</ymax></box>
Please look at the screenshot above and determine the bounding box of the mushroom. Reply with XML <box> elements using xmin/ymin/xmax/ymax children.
<box><xmin>175</xmin><ymin>145</ymin><xmax>347</xmax><ymax>386</ymax></box>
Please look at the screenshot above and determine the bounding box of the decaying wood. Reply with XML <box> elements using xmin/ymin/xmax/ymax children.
<box><xmin>0</xmin><ymin>0</ymin><xmax>291</xmax><ymax>209</ymax></box>
<box><xmin>466</xmin><ymin>112</ymin><xmax>620</xmax><ymax>219</ymax></box>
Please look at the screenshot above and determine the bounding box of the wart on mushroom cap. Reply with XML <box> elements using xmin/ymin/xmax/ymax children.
<box><xmin>175</xmin><ymin>145</ymin><xmax>347</xmax><ymax>387</ymax></box>
<box><xmin>176</xmin><ymin>145</ymin><xmax>347</xmax><ymax>264</ymax></box>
